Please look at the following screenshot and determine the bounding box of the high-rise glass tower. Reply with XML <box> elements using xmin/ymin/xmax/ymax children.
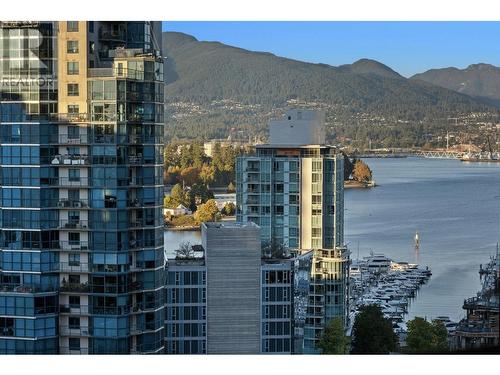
<box><xmin>236</xmin><ymin>109</ymin><xmax>349</xmax><ymax>354</ymax></box>
<box><xmin>0</xmin><ymin>21</ymin><xmax>165</xmax><ymax>354</ymax></box>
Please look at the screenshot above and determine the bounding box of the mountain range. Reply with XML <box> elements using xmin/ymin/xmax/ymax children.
<box><xmin>411</xmin><ymin>64</ymin><xmax>500</xmax><ymax>106</ymax></box>
<box><xmin>162</xmin><ymin>32</ymin><xmax>499</xmax><ymax>145</ymax></box>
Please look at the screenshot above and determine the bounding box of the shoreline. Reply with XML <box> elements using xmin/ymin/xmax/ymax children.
<box><xmin>344</xmin><ymin>180</ymin><xmax>376</xmax><ymax>189</ymax></box>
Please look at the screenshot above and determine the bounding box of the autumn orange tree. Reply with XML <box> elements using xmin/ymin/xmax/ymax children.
<box><xmin>352</xmin><ymin>159</ymin><xmax>373</xmax><ymax>182</ymax></box>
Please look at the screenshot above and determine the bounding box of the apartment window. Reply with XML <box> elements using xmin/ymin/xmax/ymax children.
<box><xmin>67</xmin><ymin>84</ymin><xmax>79</xmax><ymax>96</ymax></box>
<box><xmin>67</xmin><ymin>40</ymin><xmax>79</xmax><ymax>54</ymax></box>
<box><xmin>68</xmin><ymin>317</ymin><xmax>80</xmax><ymax>329</ymax></box>
<box><xmin>88</xmin><ymin>21</ymin><xmax>94</xmax><ymax>33</ymax></box>
<box><xmin>68</xmin><ymin>168</ymin><xmax>80</xmax><ymax>182</ymax></box>
<box><xmin>69</xmin><ymin>295</ymin><xmax>80</xmax><ymax>308</ymax></box>
<box><xmin>69</xmin><ymin>253</ymin><xmax>80</xmax><ymax>267</ymax></box>
<box><xmin>68</xmin><ymin>105</ymin><xmax>79</xmax><ymax>115</ymax></box>
<box><xmin>68</xmin><ymin>232</ymin><xmax>80</xmax><ymax>245</ymax></box>
<box><xmin>68</xmin><ymin>211</ymin><xmax>80</xmax><ymax>223</ymax></box>
<box><xmin>68</xmin><ymin>338</ymin><xmax>80</xmax><ymax>351</ymax></box>
<box><xmin>67</xmin><ymin>21</ymin><xmax>79</xmax><ymax>32</ymax></box>
<box><xmin>67</xmin><ymin>61</ymin><xmax>79</xmax><ymax>75</ymax></box>
<box><xmin>68</xmin><ymin>126</ymin><xmax>79</xmax><ymax>140</ymax></box>
<box><xmin>68</xmin><ymin>275</ymin><xmax>80</xmax><ymax>284</ymax></box>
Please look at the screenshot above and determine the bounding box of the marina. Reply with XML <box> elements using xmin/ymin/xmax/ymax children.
<box><xmin>348</xmin><ymin>253</ymin><xmax>432</xmax><ymax>334</ymax></box>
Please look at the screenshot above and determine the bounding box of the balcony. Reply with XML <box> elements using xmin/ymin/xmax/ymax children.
<box><xmin>0</xmin><ymin>112</ymin><xmax>90</xmax><ymax>123</ymax></box>
<box><xmin>59</xmin><ymin>241</ymin><xmax>90</xmax><ymax>252</ymax></box>
<box><xmin>463</xmin><ymin>296</ymin><xmax>500</xmax><ymax>311</ymax></box>
<box><xmin>88</xmin><ymin>67</ymin><xmax>162</xmax><ymax>82</ymax></box>
<box><xmin>59</xmin><ymin>304</ymin><xmax>90</xmax><ymax>315</ymax></box>
<box><xmin>91</xmin><ymin>305</ymin><xmax>131</xmax><ymax>315</ymax></box>
<box><xmin>51</xmin><ymin>154</ymin><xmax>89</xmax><ymax>166</ymax></box>
<box><xmin>51</xmin><ymin>177</ymin><xmax>90</xmax><ymax>188</ymax></box>
<box><xmin>58</xmin><ymin>220</ymin><xmax>89</xmax><ymax>230</ymax></box>
<box><xmin>58</xmin><ymin>262</ymin><xmax>90</xmax><ymax>273</ymax></box>
<box><xmin>57</xmin><ymin>199</ymin><xmax>89</xmax><ymax>208</ymax></box>
<box><xmin>58</xmin><ymin>134</ymin><xmax>89</xmax><ymax>144</ymax></box>
<box><xmin>0</xmin><ymin>284</ymin><xmax>58</xmax><ymax>294</ymax></box>
<box><xmin>59</xmin><ymin>282</ymin><xmax>90</xmax><ymax>293</ymax></box>
<box><xmin>59</xmin><ymin>325</ymin><xmax>91</xmax><ymax>337</ymax></box>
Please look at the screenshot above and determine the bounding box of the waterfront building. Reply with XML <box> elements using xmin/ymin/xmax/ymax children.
<box><xmin>452</xmin><ymin>251</ymin><xmax>499</xmax><ymax>351</ymax></box>
<box><xmin>236</xmin><ymin>109</ymin><xmax>350</xmax><ymax>354</ymax></box>
<box><xmin>261</xmin><ymin>259</ymin><xmax>294</xmax><ymax>354</ymax></box>
<box><xmin>0</xmin><ymin>21</ymin><xmax>165</xmax><ymax>354</ymax></box>
<box><xmin>164</xmin><ymin>257</ymin><xmax>206</xmax><ymax>354</ymax></box>
<box><xmin>164</xmin><ymin>222</ymin><xmax>296</xmax><ymax>354</ymax></box>
<box><xmin>203</xmin><ymin>222</ymin><xmax>261</xmax><ymax>354</ymax></box>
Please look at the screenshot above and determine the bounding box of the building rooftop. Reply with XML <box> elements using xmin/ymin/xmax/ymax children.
<box><xmin>202</xmin><ymin>221</ymin><xmax>260</xmax><ymax>230</ymax></box>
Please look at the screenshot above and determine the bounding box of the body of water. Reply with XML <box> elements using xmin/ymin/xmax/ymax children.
<box><xmin>164</xmin><ymin>157</ymin><xmax>500</xmax><ymax>321</ymax></box>
<box><xmin>345</xmin><ymin>157</ymin><xmax>500</xmax><ymax>321</ymax></box>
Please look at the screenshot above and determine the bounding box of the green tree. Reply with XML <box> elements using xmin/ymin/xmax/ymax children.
<box><xmin>406</xmin><ymin>317</ymin><xmax>448</xmax><ymax>353</ymax></box>
<box><xmin>194</xmin><ymin>199</ymin><xmax>219</xmax><ymax>224</ymax></box>
<box><xmin>317</xmin><ymin>317</ymin><xmax>348</xmax><ymax>354</ymax></box>
<box><xmin>352</xmin><ymin>159</ymin><xmax>373</xmax><ymax>183</ymax></box>
<box><xmin>351</xmin><ymin>304</ymin><xmax>398</xmax><ymax>354</ymax></box>
<box><xmin>200</xmin><ymin>164</ymin><xmax>216</xmax><ymax>186</ymax></box>
<box><xmin>188</xmin><ymin>183</ymin><xmax>214</xmax><ymax>212</ymax></box>
<box><xmin>222</xmin><ymin>202</ymin><xmax>236</xmax><ymax>216</ymax></box>
<box><xmin>167</xmin><ymin>183</ymin><xmax>190</xmax><ymax>208</ymax></box>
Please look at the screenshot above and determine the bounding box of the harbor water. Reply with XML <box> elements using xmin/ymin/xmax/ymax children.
<box><xmin>164</xmin><ymin>157</ymin><xmax>500</xmax><ymax>322</ymax></box>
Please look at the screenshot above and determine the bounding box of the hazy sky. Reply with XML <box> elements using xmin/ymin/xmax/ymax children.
<box><xmin>162</xmin><ymin>21</ymin><xmax>500</xmax><ymax>77</ymax></box>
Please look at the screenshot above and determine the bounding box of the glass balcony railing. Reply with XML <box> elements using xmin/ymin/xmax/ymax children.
<box><xmin>59</xmin><ymin>304</ymin><xmax>90</xmax><ymax>315</ymax></box>
<box><xmin>88</xmin><ymin>67</ymin><xmax>163</xmax><ymax>82</ymax></box>
<box><xmin>58</xmin><ymin>262</ymin><xmax>90</xmax><ymax>273</ymax></box>
<box><xmin>57</xmin><ymin>199</ymin><xmax>89</xmax><ymax>208</ymax></box>
<box><xmin>58</xmin><ymin>220</ymin><xmax>89</xmax><ymax>230</ymax></box>
<box><xmin>59</xmin><ymin>282</ymin><xmax>90</xmax><ymax>293</ymax></box>
<box><xmin>59</xmin><ymin>325</ymin><xmax>91</xmax><ymax>337</ymax></box>
<box><xmin>0</xmin><ymin>284</ymin><xmax>58</xmax><ymax>294</ymax></box>
<box><xmin>59</xmin><ymin>241</ymin><xmax>90</xmax><ymax>251</ymax></box>
<box><xmin>58</xmin><ymin>133</ymin><xmax>89</xmax><ymax>144</ymax></box>
<box><xmin>51</xmin><ymin>154</ymin><xmax>89</xmax><ymax>165</ymax></box>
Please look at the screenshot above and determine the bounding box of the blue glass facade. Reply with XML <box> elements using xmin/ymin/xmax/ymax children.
<box><xmin>236</xmin><ymin>115</ymin><xmax>349</xmax><ymax>354</ymax></box>
<box><xmin>261</xmin><ymin>261</ymin><xmax>294</xmax><ymax>354</ymax></box>
<box><xmin>164</xmin><ymin>261</ymin><xmax>206</xmax><ymax>354</ymax></box>
<box><xmin>0</xmin><ymin>21</ymin><xmax>164</xmax><ymax>354</ymax></box>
